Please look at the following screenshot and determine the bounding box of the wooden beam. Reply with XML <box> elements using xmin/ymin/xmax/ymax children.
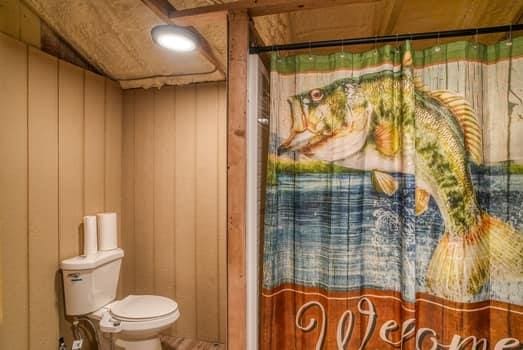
<box><xmin>249</xmin><ymin>19</ymin><xmax>270</xmax><ymax>71</ymax></box>
<box><xmin>168</xmin><ymin>0</ymin><xmax>377</xmax><ymax>22</ymax></box>
<box><xmin>377</xmin><ymin>0</ymin><xmax>404</xmax><ymax>36</ymax></box>
<box><xmin>227</xmin><ymin>9</ymin><xmax>249</xmax><ymax>350</ymax></box>
<box><xmin>140</xmin><ymin>0</ymin><xmax>226</xmax><ymax>75</ymax></box>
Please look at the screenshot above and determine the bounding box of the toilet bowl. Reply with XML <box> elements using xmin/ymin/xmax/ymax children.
<box><xmin>90</xmin><ymin>295</ymin><xmax>180</xmax><ymax>350</ymax></box>
<box><xmin>60</xmin><ymin>249</ymin><xmax>181</xmax><ymax>350</ymax></box>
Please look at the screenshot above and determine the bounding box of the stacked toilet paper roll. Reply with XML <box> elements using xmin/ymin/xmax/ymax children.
<box><xmin>83</xmin><ymin>215</ymin><xmax>98</xmax><ymax>256</ymax></box>
<box><xmin>97</xmin><ymin>212</ymin><xmax>118</xmax><ymax>251</ymax></box>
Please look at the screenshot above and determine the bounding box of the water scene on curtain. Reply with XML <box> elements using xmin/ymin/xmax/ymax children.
<box><xmin>262</xmin><ymin>40</ymin><xmax>523</xmax><ymax>349</ymax></box>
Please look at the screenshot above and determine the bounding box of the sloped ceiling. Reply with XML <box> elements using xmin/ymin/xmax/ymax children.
<box><xmin>24</xmin><ymin>0</ymin><xmax>227</xmax><ymax>89</ymax></box>
<box><xmin>24</xmin><ymin>0</ymin><xmax>523</xmax><ymax>89</ymax></box>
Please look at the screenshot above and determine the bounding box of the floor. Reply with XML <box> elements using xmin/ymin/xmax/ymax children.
<box><xmin>161</xmin><ymin>335</ymin><xmax>225</xmax><ymax>350</ymax></box>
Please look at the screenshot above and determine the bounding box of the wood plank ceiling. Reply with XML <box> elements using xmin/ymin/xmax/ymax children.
<box><xmin>24</xmin><ymin>0</ymin><xmax>523</xmax><ymax>89</ymax></box>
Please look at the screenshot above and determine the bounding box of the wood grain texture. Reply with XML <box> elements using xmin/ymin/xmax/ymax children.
<box><xmin>58</xmin><ymin>61</ymin><xmax>84</xmax><ymax>261</ymax></box>
<box><xmin>122</xmin><ymin>90</ymin><xmax>136</xmax><ymax>297</ymax></box>
<box><xmin>84</xmin><ymin>71</ymin><xmax>106</xmax><ymax>216</ymax></box>
<box><xmin>0</xmin><ymin>33</ymin><xmax>29</xmax><ymax>350</ymax></box>
<box><xmin>153</xmin><ymin>87</ymin><xmax>176</xmax><ymax>299</ymax></box>
<box><xmin>227</xmin><ymin>10</ymin><xmax>249</xmax><ymax>350</ymax></box>
<box><xmin>0</xmin><ymin>0</ymin><xmax>41</xmax><ymax>47</ymax></box>
<box><xmin>217</xmin><ymin>84</ymin><xmax>227</xmax><ymax>344</ymax></box>
<box><xmin>104</xmin><ymin>79</ymin><xmax>122</xmax><ymax>296</ymax></box>
<box><xmin>28</xmin><ymin>46</ymin><xmax>60</xmax><ymax>350</ymax></box>
<box><xmin>19</xmin><ymin>3</ymin><xmax>41</xmax><ymax>47</ymax></box>
<box><xmin>0</xmin><ymin>0</ymin><xmax>21</xmax><ymax>38</ymax></box>
<box><xmin>57</xmin><ymin>60</ymin><xmax>85</xmax><ymax>347</ymax></box>
<box><xmin>122</xmin><ymin>83</ymin><xmax>226</xmax><ymax>343</ymax></box>
<box><xmin>0</xmin><ymin>33</ymin><xmax>122</xmax><ymax>350</ymax></box>
<box><xmin>195</xmin><ymin>83</ymin><xmax>220</xmax><ymax>341</ymax></box>
<box><xmin>104</xmin><ymin>80</ymin><xmax>123</xmax><ymax>227</ymax></box>
<box><xmin>167</xmin><ymin>0</ymin><xmax>376</xmax><ymax>20</ymax></box>
<box><xmin>174</xmin><ymin>85</ymin><xmax>197</xmax><ymax>339</ymax></box>
<box><xmin>161</xmin><ymin>335</ymin><xmax>225</xmax><ymax>350</ymax></box>
<box><xmin>133</xmin><ymin>89</ymin><xmax>155</xmax><ymax>294</ymax></box>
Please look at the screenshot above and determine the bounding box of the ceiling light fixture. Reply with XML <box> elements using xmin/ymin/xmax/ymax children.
<box><xmin>151</xmin><ymin>25</ymin><xmax>198</xmax><ymax>52</ymax></box>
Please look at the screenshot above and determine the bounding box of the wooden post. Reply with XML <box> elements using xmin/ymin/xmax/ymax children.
<box><xmin>227</xmin><ymin>9</ymin><xmax>249</xmax><ymax>350</ymax></box>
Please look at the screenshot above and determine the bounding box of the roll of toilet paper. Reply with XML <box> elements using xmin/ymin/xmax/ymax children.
<box><xmin>83</xmin><ymin>215</ymin><xmax>98</xmax><ymax>256</ymax></box>
<box><xmin>97</xmin><ymin>212</ymin><xmax>118</xmax><ymax>251</ymax></box>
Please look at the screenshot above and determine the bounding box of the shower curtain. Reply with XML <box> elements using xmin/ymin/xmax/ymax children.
<box><xmin>262</xmin><ymin>39</ymin><xmax>523</xmax><ymax>349</ymax></box>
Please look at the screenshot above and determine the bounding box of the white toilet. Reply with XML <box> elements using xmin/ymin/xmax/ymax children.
<box><xmin>61</xmin><ymin>249</ymin><xmax>180</xmax><ymax>350</ymax></box>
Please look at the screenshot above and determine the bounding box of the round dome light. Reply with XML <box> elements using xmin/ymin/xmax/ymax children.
<box><xmin>151</xmin><ymin>25</ymin><xmax>198</xmax><ymax>52</ymax></box>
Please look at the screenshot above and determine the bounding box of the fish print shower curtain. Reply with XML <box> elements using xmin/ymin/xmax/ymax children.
<box><xmin>262</xmin><ymin>39</ymin><xmax>523</xmax><ymax>349</ymax></box>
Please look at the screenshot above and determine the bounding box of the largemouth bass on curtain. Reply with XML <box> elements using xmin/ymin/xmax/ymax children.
<box><xmin>262</xmin><ymin>40</ymin><xmax>523</xmax><ymax>349</ymax></box>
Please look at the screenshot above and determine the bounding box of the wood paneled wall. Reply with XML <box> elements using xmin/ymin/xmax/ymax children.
<box><xmin>0</xmin><ymin>32</ymin><xmax>122</xmax><ymax>350</ymax></box>
<box><xmin>0</xmin><ymin>0</ymin><xmax>41</xmax><ymax>48</ymax></box>
<box><xmin>121</xmin><ymin>84</ymin><xmax>227</xmax><ymax>344</ymax></box>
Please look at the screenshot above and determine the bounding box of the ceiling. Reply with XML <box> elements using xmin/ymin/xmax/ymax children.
<box><xmin>24</xmin><ymin>0</ymin><xmax>523</xmax><ymax>89</ymax></box>
<box><xmin>25</xmin><ymin>0</ymin><xmax>228</xmax><ymax>89</ymax></box>
<box><xmin>288</xmin><ymin>0</ymin><xmax>523</xmax><ymax>42</ymax></box>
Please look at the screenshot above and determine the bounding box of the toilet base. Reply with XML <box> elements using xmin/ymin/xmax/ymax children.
<box><xmin>99</xmin><ymin>333</ymin><xmax>162</xmax><ymax>350</ymax></box>
<box><xmin>114</xmin><ymin>337</ymin><xmax>162</xmax><ymax>350</ymax></box>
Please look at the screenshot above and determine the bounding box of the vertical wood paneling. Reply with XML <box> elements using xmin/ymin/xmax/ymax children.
<box><xmin>58</xmin><ymin>61</ymin><xmax>84</xmax><ymax>261</ymax></box>
<box><xmin>217</xmin><ymin>84</ymin><xmax>227</xmax><ymax>344</ymax></box>
<box><xmin>84</xmin><ymin>71</ymin><xmax>106</xmax><ymax>215</ymax></box>
<box><xmin>57</xmin><ymin>61</ymin><xmax>84</xmax><ymax>347</ymax></box>
<box><xmin>105</xmin><ymin>80</ymin><xmax>122</xmax><ymax>296</ymax></box>
<box><xmin>0</xmin><ymin>33</ymin><xmax>29</xmax><ymax>350</ymax></box>
<box><xmin>174</xmin><ymin>84</ymin><xmax>197</xmax><ymax>338</ymax></box>
<box><xmin>19</xmin><ymin>3</ymin><xmax>40</xmax><ymax>48</ymax></box>
<box><xmin>153</xmin><ymin>87</ymin><xmax>176</xmax><ymax>299</ymax></box>
<box><xmin>0</xmin><ymin>0</ymin><xmax>41</xmax><ymax>48</ymax></box>
<box><xmin>195</xmin><ymin>84</ymin><xmax>220</xmax><ymax>341</ymax></box>
<box><xmin>122</xmin><ymin>83</ymin><xmax>226</xmax><ymax>343</ymax></box>
<box><xmin>2</xmin><ymin>33</ymin><xmax>225</xmax><ymax>346</ymax></box>
<box><xmin>122</xmin><ymin>90</ymin><xmax>136</xmax><ymax>296</ymax></box>
<box><xmin>27</xmin><ymin>46</ymin><xmax>59</xmax><ymax>349</ymax></box>
<box><xmin>134</xmin><ymin>89</ymin><xmax>155</xmax><ymax>294</ymax></box>
<box><xmin>0</xmin><ymin>0</ymin><xmax>21</xmax><ymax>38</ymax></box>
<box><xmin>0</xmin><ymin>33</ymin><xmax>122</xmax><ymax>350</ymax></box>
<box><xmin>104</xmin><ymin>80</ymin><xmax>122</xmax><ymax>239</ymax></box>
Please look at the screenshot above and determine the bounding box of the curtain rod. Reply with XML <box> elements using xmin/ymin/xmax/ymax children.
<box><xmin>249</xmin><ymin>24</ymin><xmax>523</xmax><ymax>54</ymax></box>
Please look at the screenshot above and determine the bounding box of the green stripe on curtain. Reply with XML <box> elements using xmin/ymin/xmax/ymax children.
<box><xmin>271</xmin><ymin>36</ymin><xmax>523</xmax><ymax>74</ymax></box>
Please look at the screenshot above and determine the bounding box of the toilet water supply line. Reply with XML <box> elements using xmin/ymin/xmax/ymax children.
<box><xmin>72</xmin><ymin>317</ymin><xmax>102</xmax><ymax>350</ymax></box>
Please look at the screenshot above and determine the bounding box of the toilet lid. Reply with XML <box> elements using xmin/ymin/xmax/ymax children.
<box><xmin>111</xmin><ymin>295</ymin><xmax>178</xmax><ymax>320</ymax></box>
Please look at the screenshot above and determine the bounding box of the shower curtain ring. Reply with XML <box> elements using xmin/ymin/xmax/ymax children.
<box><xmin>273</xmin><ymin>45</ymin><xmax>282</xmax><ymax>62</ymax></box>
<box><xmin>507</xmin><ymin>24</ymin><xmax>513</xmax><ymax>46</ymax></box>
<box><xmin>340</xmin><ymin>38</ymin><xmax>345</xmax><ymax>58</ymax></box>
<box><xmin>308</xmin><ymin>40</ymin><xmax>313</xmax><ymax>61</ymax></box>
<box><xmin>434</xmin><ymin>32</ymin><xmax>441</xmax><ymax>52</ymax></box>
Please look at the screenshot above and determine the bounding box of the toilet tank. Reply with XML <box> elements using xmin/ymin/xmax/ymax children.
<box><xmin>61</xmin><ymin>248</ymin><xmax>124</xmax><ymax>316</ymax></box>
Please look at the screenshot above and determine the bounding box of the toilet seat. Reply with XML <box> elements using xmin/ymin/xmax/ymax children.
<box><xmin>113</xmin><ymin>309</ymin><xmax>179</xmax><ymax>334</ymax></box>
<box><xmin>90</xmin><ymin>295</ymin><xmax>180</xmax><ymax>336</ymax></box>
<box><xmin>111</xmin><ymin>295</ymin><xmax>178</xmax><ymax>321</ymax></box>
